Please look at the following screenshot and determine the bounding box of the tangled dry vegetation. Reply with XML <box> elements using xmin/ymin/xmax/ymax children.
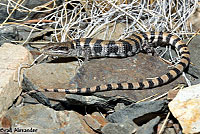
<box><xmin>0</xmin><ymin>0</ymin><xmax>199</xmax><ymax>44</ymax></box>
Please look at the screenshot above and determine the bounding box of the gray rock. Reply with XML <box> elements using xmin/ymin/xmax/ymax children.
<box><xmin>22</xmin><ymin>50</ymin><xmax>187</xmax><ymax>106</ymax></box>
<box><xmin>163</xmin><ymin>128</ymin><xmax>177</xmax><ymax>134</ymax></box>
<box><xmin>101</xmin><ymin>120</ymin><xmax>138</xmax><ymax>134</ymax></box>
<box><xmin>22</xmin><ymin>60</ymin><xmax>135</xmax><ymax>109</ymax></box>
<box><xmin>22</xmin><ymin>75</ymin><xmax>52</xmax><ymax>107</ymax></box>
<box><xmin>90</xmin><ymin>112</ymin><xmax>109</xmax><ymax>129</ymax></box>
<box><xmin>0</xmin><ymin>0</ymin><xmax>63</xmax><ymax>23</ymax></box>
<box><xmin>136</xmin><ymin>116</ymin><xmax>160</xmax><ymax>134</ymax></box>
<box><xmin>22</xmin><ymin>62</ymin><xmax>78</xmax><ymax>107</ymax></box>
<box><xmin>65</xmin><ymin>94</ymin><xmax>133</xmax><ymax>111</ymax></box>
<box><xmin>65</xmin><ymin>94</ymin><xmax>108</xmax><ymax>105</ymax></box>
<box><xmin>186</xmin><ymin>65</ymin><xmax>200</xmax><ymax>85</ymax></box>
<box><xmin>185</xmin><ymin>35</ymin><xmax>200</xmax><ymax>85</ymax></box>
<box><xmin>187</xmin><ymin>35</ymin><xmax>200</xmax><ymax>69</ymax></box>
<box><xmin>0</xmin><ymin>43</ymin><xmax>33</xmax><ymax>116</ymax></box>
<box><xmin>22</xmin><ymin>93</ymin><xmax>40</xmax><ymax>105</ymax></box>
<box><xmin>106</xmin><ymin>100</ymin><xmax>168</xmax><ymax>123</ymax></box>
<box><xmin>0</xmin><ymin>104</ymin><xmax>97</xmax><ymax>134</ymax></box>
<box><xmin>72</xmin><ymin>53</ymin><xmax>187</xmax><ymax>101</ymax></box>
<box><xmin>114</xmin><ymin>103</ymin><xmax>126</xmax><ymax>111</ymax></box>
<box><xmin>0</xmin><ymin>26</ymin><xmax>20</xmax><ymax>45</ymax></box>
<box><xmin>83</xmin><ymin>114</ymin><xmax>102</xmax><ymax>130</ymax></box>
<box><xmin>62</xmin><ymin>111</ymin><xmax>97</xmax><ymax>134</ymax></box>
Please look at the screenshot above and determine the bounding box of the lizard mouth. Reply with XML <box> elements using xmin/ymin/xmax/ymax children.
<box><xmin>40</xmin><ymin>41</ymin><xmax>75</xmax><ymax>57</ymax></box>
<box><xmin>43</xmin><ymin>49</ymin><xmax>70</xmax><ymax>57</ymax></box>
<box><xmin>47</xmin><ymin>46</ymin><xmax>69</xmax><ymax>51</ymax></box>
<box><xmin>42</xmin><ymin>46</ymin><xmax>70</xmax><ymax>56</ymax></box>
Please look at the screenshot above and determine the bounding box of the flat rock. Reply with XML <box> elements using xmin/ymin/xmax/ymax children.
<box><xmin>91</xmin><ymin>112</ymin><xmax>108</xmax><ymax>128</ymax></box>
<box><xmin>168</xmin><ymin>83</ymin><xmax>200</xmax><ymax>134</ymax></box>
<box><xmin>163</xmin><ymin>128</ymin><xmax>177</xmax><ymax>134</ymax></box>
<box><xmin>71</xmin><ymin>53</ymin><xmax>186</xmax><ymax>101</ymax></box>
<box><xmin>23</xmin><ymin>52</ymin><xmax>186</xmax><ymax>103</ymax></box>
<box><xmin>83</xmin><ymin>113</ymin><xmax>108</xmax><ymax>131</ymax></box>
<box><xmin>101</xmin><ymin>120</ymin><xmax>138</xmax><ymax>134</ymax></box>
<box><xmin>0</xmin><ymin>0</ymin><xmax>62</xmax><ymax>23</ymax></box>
<box><xmin>136</xmin><ymin>116</ymin><xmax>160</xmax><ymax>134</ymax></box>
<box><xmin>114</xmin><ymin>103</ymin><xmax>126</xmax><ymax>111</ymax></box>
<box><xmin>0</xmin><ymin>26</ymin><xmax>20</xmax><ymax>45</ymax></box>
<box><xmin>0</xmin><ymin>104</ymin><xmax>97</xmax><ymax>134</ymax></box>
<box><xmin>22</xmin><ymin>61</ymin><xmax>78</xmax><ymax>106</ymax></box>
<box><xmin>65</xmin><ymin>94</ymin><xmax>107</xmax><ymax>106</ymax></box>
<box><xmin>65</xmin><ymin>94</ymin><xmax>133</xmax><ymax>110</ymax></box>
<box><xmin>0</xmin><ymin>43</ymin><xmax>33</xmax><ymax>115</ymax></box>
<box><xmin>106</xmin><ymin>100</ymin><xmax>168</xmax><ymax>124</ymax></box>
<box><xmin>186</xmin><ymin>35</ymin><xmax>200</xmax><ymax>85</ymax></box>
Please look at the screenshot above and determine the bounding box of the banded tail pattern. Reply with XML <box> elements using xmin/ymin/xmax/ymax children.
<box><xmin>41</xmin><ymin>31</ymin><xmax>190</xmax><ymax>94</ymax></box>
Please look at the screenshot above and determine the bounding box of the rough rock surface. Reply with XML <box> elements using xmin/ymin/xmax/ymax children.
<box><xmin>186</xmin><ymin>35</ymin><xmax>200</xmax><ymax>85</ymax></box>
<box><xmin>65</xmin><ymin>94</ymin><xmax>133</xmax><ymax>110</ymax></box>
<box><xmin>0</xmin><ymin>43</ymin><xmax>33</xmax><ymax>115</ymax></box>
<box><xmin>22</xmin><ymin>61</ymin><xmax>78</xmax><ymax>106</ymax></box>
<box><xmin>0</xmin><ymin>104</ymin><xmax>97</xmax><ymax>134</ymax></box>
<box><xmin>136</xmin><ymin>116</ymin><xmax>160</xmax><ymax>134</ymax></box>
<box><xmin>23</xmin><ymin>53</ymin><xmax>187</xmax><ymax>103</ymax></box>
<box><xmin>0</xmin><ymin>0</ymin><xmax>62</xmax><ymax>23</ymax></box>
<box><xmin>168</xmin><ymin>84</ymin><xmax>200</xmax><ymax>134</ymax></box>
<box><xmin>72</xmin><ymin>53</ymin><xmax>186</xmax><ymax>101</ymax></box>
<box><xmin>0</xmin><ymin>26</ymin><xmax>20</xmax><ymax>45</ymax></box>
<box><xmin>106</xmin><ymin>100</ymin><xmax>168</xmax><ymax>124</ymax></box>
<box><xmin>90</xmin><ymin>112</ymin><xmax>109</xmax><ymax>128</ymax></box>
<box><xmin>65</xmin><ymin>94</ymin><xmax>108</xmax><ymax>106</ymax></box>
<box><xmin>83</xmin><ymin>113</ymin><xmax>108</xmax><ymax>131</ymax></box>
<box><xmin>101</xmin><ymin>120</ymin><xmax>138</xmax><ymax>134</ymax></box>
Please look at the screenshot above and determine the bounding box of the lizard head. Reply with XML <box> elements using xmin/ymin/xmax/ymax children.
<box><xmin>41</xmin><ymin>41</ymin><xmax>77</xmax><ymax>57</ymax></box>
